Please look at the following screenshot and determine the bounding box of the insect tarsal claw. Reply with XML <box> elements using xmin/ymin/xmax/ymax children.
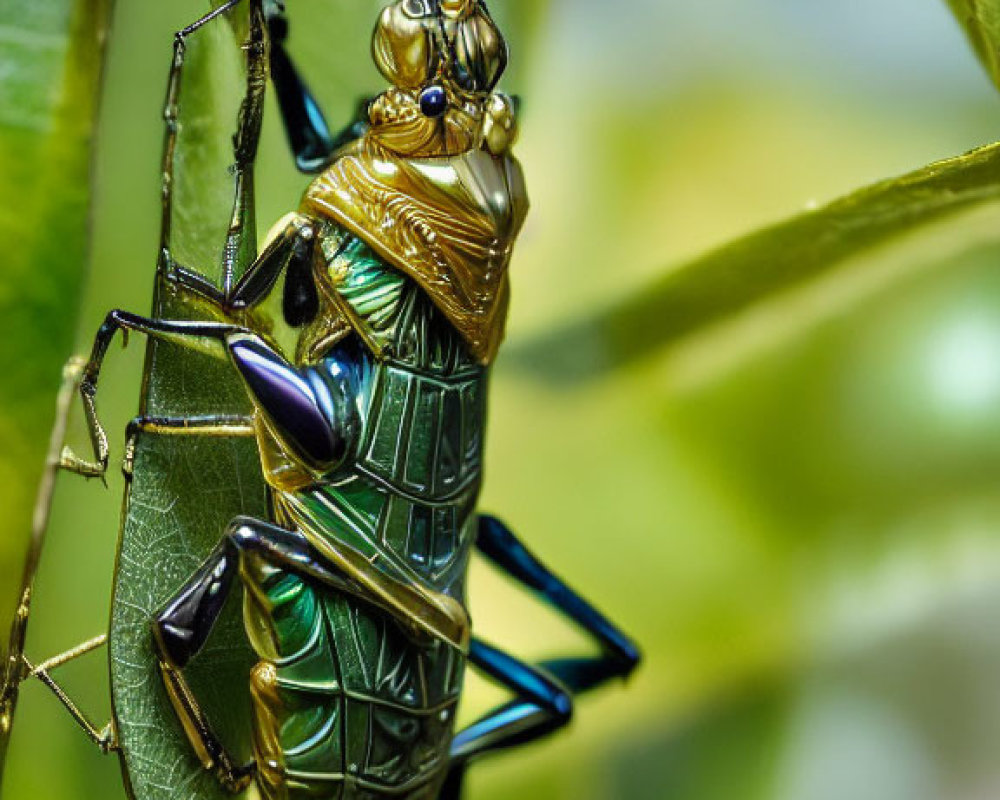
<box><xmin>97</xmin><ymin>723</ymin><xmax>119</xmax><ymax>754</ymax></box>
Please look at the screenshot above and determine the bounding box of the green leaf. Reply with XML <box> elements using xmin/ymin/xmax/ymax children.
<box><xmin>505</xmin><ymin>142</ymin><xmax>1000</xmax><ymax>384</ymax></box>
<box><xmin>105</xmin><ymin>5</ymin><xmax>268</xmax><ymax>800</ymax></box>
<box><xmin>945</xmin><ymin>0</ymin><xmax>1000</xmax><ymax>91</ymax></box>
<box><xmin>0</xmin><ymin>0</ymin><xmax>114</xmax><ymax>778</ymax></box>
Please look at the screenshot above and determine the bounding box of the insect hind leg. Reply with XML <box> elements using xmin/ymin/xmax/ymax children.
<box><xmin>153</xmin><ymin>515</ymin><xmax>354</xmax><ymax>669</ymax></box>
<box><xmin>150</xmin><ymin>515</ymin><xmax>327</xmax><ymax>793</ymax></box>
<box><xmin>151</xmin><ymin>532</ymin><xmax>252</xmax><ymax>792</ymax></box>
<box><xmin>152</xmin><ymin>516</ymin><xmax>358</xmax><ymax>797</ymax></box>
<box><xmin>441</xmin><ymin>638</ymin><xmax>573</xmax><ymax>800</ymax></box>
<box><xmin>475</xmin><ymin>514</ymin><xmax>641</xmax><ymax>686</ymax></box>
<box><xmin>454</xmin><ymin>639</ymin><xmax>573</xmax><ymax>757</ymax></box>
<box><xmin>149</xmin><ymin>517</ymin><xmax>292</xmax><ymax>788</ymax></box>
<box><xmin>153</xmin><ymin>539</ymin><xmax>239</xmax><ymax>670</ymax></box>
<box><xmin>440</xmin><ymin>515</ymin><xmax>642</xmax><ymax>798</ymax></box>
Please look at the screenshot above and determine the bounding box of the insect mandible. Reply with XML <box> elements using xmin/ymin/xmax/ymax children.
<box><xmin>24</xmin><ymin>1</ymin><xmax>641</xmax><ymax>798</ymax></box>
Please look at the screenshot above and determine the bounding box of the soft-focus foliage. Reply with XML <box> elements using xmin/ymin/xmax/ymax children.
<box><xmin>510</xmin><ymin>142</ymin><xmax>1000</xmax><ymax>382</ymax></box>
<box><xmin>0</xmin><ymin>0</ymin><xmax>112</xmax><ymax>637</ymax></box>
<box><xmin>4</xmin><ymin>0</ymin><xmax>1000</xmax><ymax>799</ymax></box>
<box><xmin>0</xmin><ymin>0</ymin><xmax>112</xmax><ymax>778</ymax></box>
<box><xmin>946</xmin><ymin>0</ymin><xmax>1000</xmax><ymax>90</ymax></box>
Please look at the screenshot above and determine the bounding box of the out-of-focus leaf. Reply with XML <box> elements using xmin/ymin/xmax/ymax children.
<box><xmin>490</xmin><ymin>0</ymin><xmax>551</xmax><ymax>88</ymax></box>
<box><xmin>945</xmin><ymin>0</ymin><xmax>1000</xmax><ymax>91</ymax></box>
<box><xmin>0</xmin><ymin>0</ymin><xmax>114</xmax><ymax>780</ymax></box>
<box><xmin>506</xmin><ymin>142</ymin><xmax>1000</xmax><ymax>383</ymax></box>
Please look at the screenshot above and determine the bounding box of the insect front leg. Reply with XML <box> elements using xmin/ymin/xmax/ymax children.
<box><xmin>162</xmin><ymin>0</ymin><xmax>268</xmax><ymax>296</ymax></box>
<box><xmin>168</xmin><ymin>212</ymin><xmax>319</xmax><ymax>325</ymax></box>
<box><xmin>264</xmin><ymin>1</ymin><xmax>371</xmax><ymax>172</ymax></box>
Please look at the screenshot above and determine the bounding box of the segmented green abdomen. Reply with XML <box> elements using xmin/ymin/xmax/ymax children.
<box><xmin>244</xmin><ymin>559</ymin><xmax>462</xmax><ymax>799</ymax></box>
<box><xmin>246</xmin><ymin>228</ymin><xmax>488</xmax><ymax>798</ymax></box>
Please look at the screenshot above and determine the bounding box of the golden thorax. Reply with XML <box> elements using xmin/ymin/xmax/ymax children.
<box><xmin>300</xmin><ymin>0</ymin><xmax>528</xmax><ymax>365</ymax></box>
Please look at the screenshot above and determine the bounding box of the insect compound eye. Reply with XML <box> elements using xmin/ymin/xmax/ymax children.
<box><xmin>449</xmin><ymin>60</ymin><xmax>476</xmax><ymax>92</ymax></box>
<box><xmin>419</xmin><ymin>85</ymin><xmax>448</xmax><ymax>118</ymax></box>
<box><xmin>403</xmin><ymin>0</ymin><xmax>431</xmax><ymax>17</ymax></box>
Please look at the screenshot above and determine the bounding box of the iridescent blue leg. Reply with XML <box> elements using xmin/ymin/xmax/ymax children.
<box><xmin>449</xmin><ymin>639</ymin><xmax>572</xmax><ymax>761</ymax></box>
<box><xmin>265</xmin><ymin>2</ymin><xmax>370</xmax><ymax>172</ymax></box>
<box><xmin>475</xmin><ymin>514</ymin><xmax>640</xmax><ymax>689</ymax></box>
<box><xmin>440</xmin><ymin>639</ymin><xmax>573</xmax><ymax>800</ymax></box>
<box><xmin>442</xmin><ymin>516</ymin><xmax>641</xmax><ymax>798</ymax></box>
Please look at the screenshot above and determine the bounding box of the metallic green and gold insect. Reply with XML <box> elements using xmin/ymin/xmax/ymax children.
<box><xmin>4</xmin><ymin>1</ymin><xmax>639</xmax><ymax>797</ymax></box>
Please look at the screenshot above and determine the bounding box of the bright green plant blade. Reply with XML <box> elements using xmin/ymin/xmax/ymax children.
<box><xmin>0</xmin><ymin>0</ymin><xmax>114</xmax><ymax>780</ymax></box>
<box><xmin>945</xmin><ymin>0</ymin><xmax>1000</xmax><ymax>91</ymax></box>
<box><xmin>506</xmin><ymin>142</ymin><xmax>1000</xmax><ymax>383</ymax></box>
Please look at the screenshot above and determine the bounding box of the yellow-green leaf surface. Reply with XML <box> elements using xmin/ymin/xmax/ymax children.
<box><xmin>507</xmin><ymin>142</ymin><xmax>1000</xmax><ymax>384</ymax></box>
<box><xmin>946</xmin><ymin>0</ymin><xmax>1000</xmax><ymax>90</ymax></box>
<box><xmin>0</xmin><ymin>0</ymin><xmax>113</xmax><ymax>782</ymax></box>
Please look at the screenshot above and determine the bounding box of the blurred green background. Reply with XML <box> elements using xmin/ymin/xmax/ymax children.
<box><xmin>5</xmin><ymin>0</ymin><xmax>1000</xmax><ymax>798</ymax></box>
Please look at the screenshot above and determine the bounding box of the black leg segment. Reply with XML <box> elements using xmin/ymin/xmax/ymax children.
<box><xmin>226</xmin><ymin>335</ymin><xmax>351</xmax><ymax>468</ymax></box>
<box><xmin>151</xmin><ymin>514</ymin><xmax>373</xmax><ymax>793</ymax></box>
<box><xmin>266</xmin><ymin>2</ymin><xmax>334</xmax><ymax>172</ymax></box>
<box><xmin>442</xmin><ymin>515</ymin><xmax>642</xmax><ymax>795</ymax></box>
<box><xmin>265</xmin><ymin>3</ymin><xmax>370</xmax><ymax>172</ymax></box>
<box><xmin>153</xmin><ymin>539</ymin><xmax>238</xmax><ymax>669</ymax></box>
<box><xmin>78</xmin><ymin>310</ymin><xmax>355</xmax><ymax>475</ymax></box>
<box><xmin>153</xmin><ymin>515</ymin><xmax>364</xmax><ymax>670</ymax></box>
<box><xmin>476</xmin><ymin>514</ymin><xmax>641</xmax><ymax>690</ymax></box>
<box><xmin>448</xmin><ymin>638</ymin><xmax>572</xmax><ymax>763</ymax></box>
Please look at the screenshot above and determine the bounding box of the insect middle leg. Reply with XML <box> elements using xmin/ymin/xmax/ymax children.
<box><xmin>57</xmin><ymin>312</ymin><xmax>252</xmax><ymax>477</ymax></box>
